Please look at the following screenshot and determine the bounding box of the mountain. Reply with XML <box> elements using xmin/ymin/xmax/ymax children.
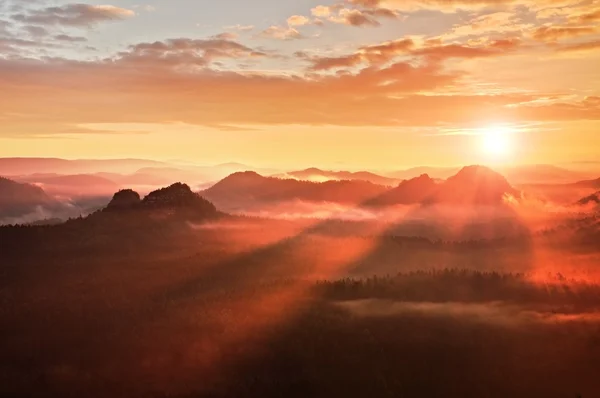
<box><xmin>0</xmin><ymin>177</ymin><xmax>103</xmax><ymax>225</ymax></box>
<box><xmin>386</xmin><ymin>164</ymin><xmax>594</xmax><ymax>185</ymax></box>
<box><xmin>577</xmin><ymin>191</ymin><xmax>600</xmax><ymax>207</ymax></box>
<box><xmin>516</xmin><ymin>176</ymin><xmax>600</xmax><ymax>205</ymax></box>
<box><xmin>365</xmin><ymin>174</ymin><xmax>438</xmax><ymax>207</ymax></box>
<box><xmin>95</xmin><ymin>167</ymin><xmax>210</xmax><ymax>189</ymax></box>
<box><xmin>0</xmin><ymin>177</ymin><xmax>55</xmax><ymax>219</ymax></box>
<box><xmin>104</xmin><ymin>183</ymin><xmax>218</xmax><ymax>218</ymax></box>
<box><xmin>0</xmin><ymin>158</ymin><xmax>168</xmax><ymax>176</ymax></box>
<box><xmin>105</xmin><ymin>189</ymin><xmax>142</xmax><ymax>210</ymax></box>
<box><xmin>202</xmin><ymin>167</ymin><xmax>521</xmax><ymax>211</ymax></box>
<box><xmin>500</xmin><ymin>164</ymin><xmax>594</xmax><ymax>184</ymax></box>
<box><xmin>386</xmin><ymin>167</ymin><xmax>461</xmax><ymax>180</ymax></box>
<box><xmin>202</xmin><ymin>171</ymin><xmax>389</xmax><ymax>210</ymax></box>
<box><xmin>15</xmin><ymin>174</ymin><xmax>121</xmax><ymax>197</ymax></box>
<box><xmin>573</xmin><ymin>177</ymin><xmax>600</xmax><ymax>190</ymax></box>
<box><xmin>425</xmin><ymin>166</ymin><xmax>519</xmax><ymax>205</ymax></box>
<box><xmin>288</xmin><ymin>168</ymin><xmax>399</xmax><ymax>186</ymax></box>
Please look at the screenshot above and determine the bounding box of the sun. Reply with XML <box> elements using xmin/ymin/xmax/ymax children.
<box><xmin>480</xmin><ymin>125</ymin><xmax>513</xmax><ymax>158</ymax></box>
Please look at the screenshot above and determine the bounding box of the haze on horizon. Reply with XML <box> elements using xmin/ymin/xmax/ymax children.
<box><xmin>1</xmin><ymin>0</ymin><xmax>599</xmax><ymax>169</ymax></box>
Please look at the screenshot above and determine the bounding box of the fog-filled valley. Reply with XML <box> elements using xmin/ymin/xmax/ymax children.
<box><xmin>2</xmin><ymin>159</ymin><xmax>600</xmax><ymax>397</ymax></box>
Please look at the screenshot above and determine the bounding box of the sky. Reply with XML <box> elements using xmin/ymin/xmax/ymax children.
<box><xmin>0</xmin><ymin>0</ymin><xmax>599</xmax><ymax>170</ymax></box>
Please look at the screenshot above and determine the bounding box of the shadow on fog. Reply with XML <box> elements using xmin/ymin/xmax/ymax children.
<box><xmin>136</xmin><ymin>180</ymin><xmax>538</xmax><ymax>395</ymax></box>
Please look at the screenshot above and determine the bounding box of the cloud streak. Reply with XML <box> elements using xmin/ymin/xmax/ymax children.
<box><xmin>12</xmin><ymin>4</ymin><xmax>134</xmax><ymax>27</ymax></box>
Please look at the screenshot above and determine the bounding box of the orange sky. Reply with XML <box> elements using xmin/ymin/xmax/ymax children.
<box><xmin>1</xmin><ymin>0</ymin><xmax>599</xmax><ymax>169</ymax></box>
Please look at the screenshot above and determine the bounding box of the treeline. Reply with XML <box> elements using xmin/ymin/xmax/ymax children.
<box><xmin>314</xmin><ymin>269</ymin><xmax>600</xmax><ymax>310</ymax></box>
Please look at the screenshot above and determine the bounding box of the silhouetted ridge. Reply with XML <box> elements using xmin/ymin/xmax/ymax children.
<box><xmin>106</xmin><ymin>189</ymin><xmax>141</xmax><ymax>210</ymax></box>
<box><xmin>577</xmin><ymin>191</ymin><xmax>600</xmax><ymax>206</ymax></box>
<box><xmin>142</xmin><ymin>183</ymin><xmax>217</xmax><ymax>212</ymax></box>
<box><xmin>102</xmin><ymin>183</ymin><xmax>218</xmax><ymax>218</ymax></box>
<box><xmin>574</xmin><ymin>177</ymin><xmax>600</xmax><ymax>189</ymax></box>
<box><xmin>202</xmin><ymin>172</ymin><xmax>389</xmax><ymax>208</ymax></box>
<box><xmin>426</xmin><ymin>165</ymin><xmax>519</xmax><ymax>205</ymax></box>
<box><xmin>0</xmin><ymin>177</ymin><xmax>52</xmax><ymax>205</ymax></box>
<box><xmin>366</xmin><ymin>174</ymin><xmax>437</xmax><ymax>206</ymax></box>
<box><xmin>0</xmin><ymin>177</ymin><xmax>56</xmax><ymax>220</ymax></box>
<box><xmin>288</xmin><ymin>167</ymin><xmax>398</xmax><ymax>186</ymax></box>
<box><xmin>216</xmin><ymin>171</ymin><xmax>266</xmax><ymax>187</ymax></box>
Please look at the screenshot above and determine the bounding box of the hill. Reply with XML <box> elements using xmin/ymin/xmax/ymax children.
<box><xmin>288</xmin><ymin>168</ymin><xmax>399</xmax><ymax>186</ymax></box>
<box><xmin>202</xmin><ymin>166</ymin><xmax>521</xmax><ymax>211</ymax></box>
<box><xmin>365</xmin><ymin>174</ymin><xmax>438</xmax><ymax>207</ymax></box>
<box><xmin>104</xmin><ymin>183</ymin><xmax>218</xmax><ymax>217</ymax></box>
<box><xmin>386</xmin><ymin>166</ymin><xmax>460</xmax><ymax>180</ymax></box>
<box><xmin>0</xmin><ymin>158</ymin><xmax>167</xmax><ymax>176</ymax></box>
<box><xmin>0</xmin><ymin>177</ymin><xmax>55</xmax><ymax>220</ymax></box>
<box><xmin>15</xmin><ymin>174</ymin><xmax>121</xmax><ymax>197</ymax></box>
<box><xmin>577</xmin><ymin>191</ymin><xmax>600</xmax><ymax>207</ymax></box>
<box><xmin>574</xmin><ymin>177</ymin><xmax>600</xmax><ymax>190</ymax></box>
<box><xmin>500</xmin><ymin>164</ymin><xmax>593</xmax><ymax>184</ymax></box>
<box><xmin>425</xmin><ymin>165</ymin><xmax>519</xmax><ymax>205</ymax></box>
<box><xmin>201</xmin><ymin>172</ymin><xmax>389</xmax><ymax>210</ymax></box>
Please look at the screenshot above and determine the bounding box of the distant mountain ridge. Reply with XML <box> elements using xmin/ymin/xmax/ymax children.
<box><xmin>15</xmin><ymin>174</ymin><xmax>121</xmax><ymax>197</ymax></box>
<box><xmin>202</xmin><ymin>166</ymin><xmax>520</xmax><ymax>210</ymax></box>
<box><xmin>287</xmin><ymin>168</ymin><xmax>400</xmax><ymax>186</ymax></box>
<box><xmin>202</xmin><ymin>171</ymin><xmax>390</xmax><ymax>209</ymax></box>
<box><xmin>0</xmin><ymin>176</ymin><xmax>53</xmax><ymax>208</ymax></box>
<box><xmin>0</xmin><ymin>177</ymin><xmax>56</xmax><ymax>220</ymax></box>
<box><xmin>0</xmin><ymin>158</ymin><xmax>167</xmax><ymax>175</ymax></box>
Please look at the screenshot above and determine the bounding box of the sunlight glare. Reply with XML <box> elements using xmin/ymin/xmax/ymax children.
<box><xmin>481</xmin><ymin>125</ymin><xmax>514</xmax><ymax>158</ymax></box>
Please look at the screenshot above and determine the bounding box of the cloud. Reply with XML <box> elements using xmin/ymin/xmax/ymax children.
<box><xmin>0</xmin><ymin>21</ymin><xmax>598</xmax><ymax>136</ymax></box>
<box><xmin>336</xmin><ymin>9</ymin><xmax>381</xmax><ymax>26</ymax></box>
<box><xmin>54</xmin><ymin>34</ymin><xmax>87</xmax><ymax>42</ymax></box>
<box><xmin>287</xmin><ymin>15</ymin><xmax>311</xmax><ymax>27</ymax></box>
<box><xmin>353</xmin><ymin>0</ymin><xmax>516</xmax><ymax>12</ymax></box>
<box><xmin>350</xmin><ymin>0</ymin><xmax>590</xmax><ymax>14</ymax></box>
<box><xmin>311</xmin><ymin>3</ymin><xmax>400</xmax><ymax>27</ymax></box>
<box><xmin>3</xmin><ymin>49</ymin><xmax>599</xmax><ymax>133</ymax></box>
<box><xmin>558</xmin><ymin>39</ymin><xmax>600</xmax><ymax>53</ymax></box>
<box><xmin>212</xmin><ymin>32</ymin><xmax>238</xmax><ymax>40</ymax></box>
<box><xmin>224</xmin><ymin>24</ymin><xmax>255</xmax><ymax>32</ymax></box>
<box><xmin>443</xmin><ymin>11</ymin><xmax>531</xmax><ymax>40</ymax></box>
<box><xmin>311</xmin><ymin>5</ymin><xmax>333</xmax><ymax>17</ymax></box>
<box><xmin>570</xmin><ymin>8</ymin><xmax>600</xmax><ymax>23</ymax></box>
<box><xmin>307</xmin><ymin>38</ymin><xmax>415</xmax><ymax>70</ymax></box>
<box><xmin>116</xmin><ymin>38</ymin><xmax>267</xmax><ymax>68</ymax></box>
<box><xmin>23</xmin><ymin>24</ymin><xmax>48</xmax><ymax>37</ymax></box>
<box><xmin>413</xmin><ymin>39</ymin><xmax>521</xmax><ymax>59</ymax></box>
<box><xmin>259</xmin><ymin>26</ymin><xmax>304</xmax><ymax>40</ymax></box>
<box><xmin>12</xmin><ymin>4</ymin><xmax>134</xmax><ymax>27</ymax></box>
<box><xmin>532</xmin><ymin>25</ymin><xmax>598</xmax><ymax>42</ymax></box>
<box><xmin>306</xmin><ymin>35</ymin><xmax>519</xmax><ymax>71</ymax></box>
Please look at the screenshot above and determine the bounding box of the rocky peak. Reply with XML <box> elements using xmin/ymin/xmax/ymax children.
<box><xmin>106</xmin><ymin>189</ymin><xmax>141</xmax><ymax>210</ymax></box>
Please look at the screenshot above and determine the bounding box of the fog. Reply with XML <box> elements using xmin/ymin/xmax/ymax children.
<box><xmin>336</xmin><ymin>300</ymin><xmax>600</xmax><ymax>326</ymax></box>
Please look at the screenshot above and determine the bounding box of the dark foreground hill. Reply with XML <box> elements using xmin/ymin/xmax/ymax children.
<box><xmin>0</xmin><ymin>183</ymin><xmax>221</xmax><ymax>257</ymax></box>
<box><xmin>0</xmin><ymin>176</ymin><xmax>56</xmax><ymax>219</ymax></box>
